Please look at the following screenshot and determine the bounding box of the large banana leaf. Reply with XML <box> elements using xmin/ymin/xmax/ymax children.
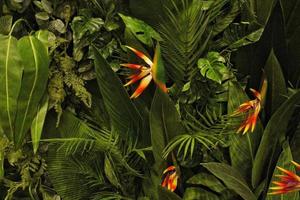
<box><xmin>266</xmin><ymin>141</ymin><xmax>299</xmax><ymax>200</ymax></box>
<box><xmin>14</xmin><ymin>36</ymin><xmax>49</xmax><ymax>148</ymax></box>
<box><xmin>252</xmin><ymin>90</ymin><xmax>300</xmax><ymax>188</ymax></box>
<box><xmin>228</xmin><ymin>81</ymin><xmax>263</xmax><ymax>183</ymax></box>
<box><xmin>93</xmin><ymin>46</ymin><xmax>142</xmax><ymax>140</ymax></box>
<box><xmin>202</xmin><ymin>162</ymin><xmax>257</xmax><ymax>200</ymax></box>
<box><xmin>0</xmin><ymin>34</ymin><xmax>23</xmax><ymax>140</ymax></box>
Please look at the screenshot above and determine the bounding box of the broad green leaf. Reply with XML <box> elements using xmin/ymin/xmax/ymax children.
<box><xmin>0</xmin><ymin>34</ymin><xmax>23</xmax><ymax>140</ymax></box>
<box><xmin>14</xmin><ymin>36</ymin><xmax>49</xmax><ymax>148</ymax></box>
<box><xmin>119</xmin><ymin>13</ymin><xmax>162</xmax><ymax>46</ymax></box>
<box><xmin>256</xmin><ymin>0</ymin><xmax>277</xmax><ymax>25</ymax></box>
<box><xmin>264</xmin><ymin>49</ymin><xmax>287</xmax><ymax>116</ymax></box>
<box><xmin>228</xmin><ymin>81</ymin><xmax>263</xmax><ymax>182</ymax></box>
<box><xmin>186</xmin><ymin>173</ymin><xmax>226</xmax><ymax>193</ymax></box>
<box><xmin>150</xmin><ymin>88</ymin><xmax>185</xmax><ymax>169</ymax></box>
<box><xmin>93</xmin><ymin>46</ymin><xmax>142</xmax><ymax>140</ymax></box>
<box><xmin>202</xmin><ymin>162</ymin><xmax>257</xmax><ymax>200</ymax></box>
<box><xmin>35</xmin><ymin>30</ymin><xmax>50</xmax><ymax>52</ymax></box>
<box><xmin>198</xmin><ymin>52</ymin><xmax>228</xmax><ymax>84</ymax></box>
<box><xmin>252</xmin><ymin>90</ymin><xmax>300</xmax><ymax>188</ymax></box>
<box><xmin>158</xmin><ymin>186</ymin><xmax>182</xmax><ymax>200</ymax></box>
<box><xmin>31</xmin><ymin>94</ymin><xmax>49</xmax><ymax>154</ymax></box>
<box><xmin>266</xmin><ymin>141</ymin><xmax>299</xmax><ymax>200</ymax></box>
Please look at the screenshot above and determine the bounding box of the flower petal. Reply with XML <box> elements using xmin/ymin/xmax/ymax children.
<box><xmin>130</xmin><ymin>75</ymin><xmax>152</xmax><ymax>99</ymax></box>
<box><xmin>124</xmin><ymin>70</ymin><xmax>150</xmax><ymax>87</ymax></box>
<box><xmin>125</xmin><ymin>46</ymin><xmax>153</xmax><ymax>67</ymax></box>
<box><xmin>120</xmin><ymin>63</ymin><xmax>144</xmax><ymax>70</ymax></box>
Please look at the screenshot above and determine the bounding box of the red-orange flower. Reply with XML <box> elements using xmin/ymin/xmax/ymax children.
<box><xmin>161</xmin><ymin>166</ymin><xmax>178</xmax><ymax>192</ymax></box>
<box><xmin>269</xmin><ymin>161</ymin><xmax>300</xmax><ymax>195</ymax></box>
<box><xmin>121</xmin><ymin>45</ymin><xmax>167</xmax><ymax>98</ymax></box>
<box><xmin>233</xmin><ymin>88</ymin><xmax>261</xmax><ymax>134</ymax></box>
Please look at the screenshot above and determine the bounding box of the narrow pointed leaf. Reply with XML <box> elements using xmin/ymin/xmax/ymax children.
<box><xmin>14</xmin><ymin>36</ymin><xmax>49</xmax><ymax>147</ymax></box>
<box><xmin>158</xmin><ymin>186</ymin><xmax>182</xmax><ymax>200</ymax></box>
<box><xmin>31</xmin><ymin>94</ymin><xmax>49</xmax><ymax>154</ymax></box>
<box><xmin>152</xmin><ymin>43</ymin><xmax>166</xmax><ymax>85</ymax></box>
<box><xmin>0</xmin><ymin>34</ymin><xmax>23</xmax><ymax>140</ymax></box>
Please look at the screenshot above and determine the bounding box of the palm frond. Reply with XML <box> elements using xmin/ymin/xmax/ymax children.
<box><xmin>159</xmin><ymin>0</ymin><xmax>230</xmax><ymax>83</ymax></box>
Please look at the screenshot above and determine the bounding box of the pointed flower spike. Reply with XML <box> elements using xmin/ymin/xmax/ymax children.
<box><xmin>130</xmin><ymin>75</ymin><xmax>152</xmax><ymax>99</ymax></box>
<box><xmin>269</xmin><ymin>162</ymin><xmax>300</xmax><ymax>195</ymax></box>
<box><xmin>161</xmin><ymin>165</ymin><xmax>178</xmax><ymax>192</ymax></box>
<box><xmin>125</xmin><ymin>46</ymin><xmax>153</xmax><ymax>66</ymax></box>
<box><xmin>151</xmin><ymin>43</ymin><xmax>167</xmax><ymax>92</ymax></box>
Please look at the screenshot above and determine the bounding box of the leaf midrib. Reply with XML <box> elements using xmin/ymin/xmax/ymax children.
<box><xmin>5</xmin><ymin>36</ymin><xmax>13</xmax><ymax>135</ymax></box>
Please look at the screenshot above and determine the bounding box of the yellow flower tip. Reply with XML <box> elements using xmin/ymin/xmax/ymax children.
<box><xmin>292</xmin><ymin>161</ymin><xmax>300</xmax><ymax>169</ymax></box>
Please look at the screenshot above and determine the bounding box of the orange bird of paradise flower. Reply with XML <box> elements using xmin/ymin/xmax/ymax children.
<box><xmin>233</xmin><ymin>88</ymin><xmax>262</xmax><ymax>134</ymax></box>
<box><xmin>269</xmin><ymin>161</ymin><xmax>300</xmax><ymax>195</ymax></box>
<box><xmin>121</xmin><ymin>44</ymin><xmax>167</xmax><ymax>98</ymax></box>
<box><xmin>161</xmin><ymin>166</ymin><xmax>179</xmax><ymax>192</ymax></box>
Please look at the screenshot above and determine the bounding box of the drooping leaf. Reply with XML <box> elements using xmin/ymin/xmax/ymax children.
<box><xmin>264</xmin><ymin>49</ymin><xmax>287</xmax><ymax>117</ymax></box>
<box><xmin>228</xmin><ymin>81</ymin><xmax>263</xmax><ymax>182</ymax></box>
<box><xmin>14</xmin><ymin>36</ymin><xmax>50</xmax><ymax>148</ymax></box>
<box><xmin>186</xmin><ymin>173</ymin><xmax>226</xmax><ymax>193</ymax></box>
<box><xmin>119</xmin><ymin>13</ymin><xmax>162</xmax><ymax>47</ymax></box>
<box><xmin>252</xmin><ymin>90</ymin><xmax>300</xmax><ymax>188</ymax></box>
<box><xmin>31</xmin><ymin>94</ymin><xmax>49</xmax><ymax>154</ymax></box>
<box><xmin>228</xmin><ymin>28</ymin><xmax>264</xmax><ymax>50</ymax></box>
<box><xmin>266</xmin><ymin>141</ymin><xmax>299</xmax><ymax>200</ymax></box>
<box><xmin>0</xmin><ymin>34</ymin><xmax>23</xmax><ymax>140</ymax></box>
<box><xmin>150</xmin><ymin>88</ymin><xmax>185</xmax><ymax>169</ymax></box>
<box><xmin>93</xmin><ymin>46</ymin><xmax>142</xmax><ymax>140</ymax></box>
<box><xmin>202</xmin><ymin>162</ymin><xmax>257</xmax><ymax>200</ymax></box>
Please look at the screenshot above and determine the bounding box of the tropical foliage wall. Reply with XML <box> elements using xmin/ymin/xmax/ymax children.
<box><xmin>0</xmin><ymin>0</ymin><xmax>300</xmax><ymax>199</ymax></box>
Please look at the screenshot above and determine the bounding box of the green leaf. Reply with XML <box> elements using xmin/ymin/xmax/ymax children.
<box><xmin>266</xmin><ymin>141</ymin><xmax>299</xmax><ymax>200</ymax></box>
<box><xmin>150</xmin><ymin>88</ymin><xmax>185</xmax><ymax>168</ymax></box>
<box><xmin>228</xmin><ymin>28</ymin><xmax>264</xmax><ymax>50</ymax></box>
<box><xmin>202</xmin><ymin>162</ymin><xmax>257</xmax><ymax>200</ymax></box>
<box><xmin>183</xmin><ymin>187</ymin><xmax>235</xmax><ymax>200</ymax></box>
<box><xmin>186</xmin><ymin>173</ymin><xmax>226</xmax><ymax>193</ymax></box>
<box><xmin>198</xmin><ymin>52</ymin><xmax>228</xmax><ymax>84</ymax></box>
<box><xmin>264</xmin><ymin>49</ymin><xmax>287</xmax><ymax>116</ymax></box>
<box><xmin>158</xmin><ymin>186</ymin><xmax>182</xmax><ymax>200</ymax></box>
<box><xmin>93</xmin><ymin>46</ymin><xmax>142</xmax><ymax>140</ymax></box>
<box><xmin>252</xmin><ymin>90</ymin><xmax>300</xmax><ymax>188</ymax></box>
<box><xmin>119</xmin><ymin>13</ymin><xmax>162</xmax><ymax>46</ymax></box>
<box><xmin>14</xmin><ymin>36</ymin><xmax>50</xmax><ymax>148</ymax></box>
<box><xmin>0</xmin><ymin>34</ymin><xmax>23</xmax><ymax>140</ymax></box>
<box><xmin>0</xmin><ymin>15</ymin><xmax>13</xmax><ymax>35</ymax></box>
<box><xmin>228</xmin><ymin>81</ymin><xmax>263</xmax><ymax>182</ymax></box>
<box><xmin>31</xmin><ymin>94</ymin><xmax>49</xmax><ymax>154</ymax></box>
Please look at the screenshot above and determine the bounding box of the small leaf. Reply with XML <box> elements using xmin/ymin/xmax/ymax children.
<box><xmin>198</xmin><ymin>52</ymin><xmax>228</xmax><ymax>84</ymax></box>
<box><xmin>202</xmin><ymin>162</ymin><xmax>257</xmax><ymax>200</ymax></box>
<box><xmin>119</xmin><ymin>13</ymin><xmax>162</xmax><ymax>46</ymax></box>
<box><xmin>0</xmin><ymin>15</ymin><xmax>13</xmax><ymax>35</ymax></box>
